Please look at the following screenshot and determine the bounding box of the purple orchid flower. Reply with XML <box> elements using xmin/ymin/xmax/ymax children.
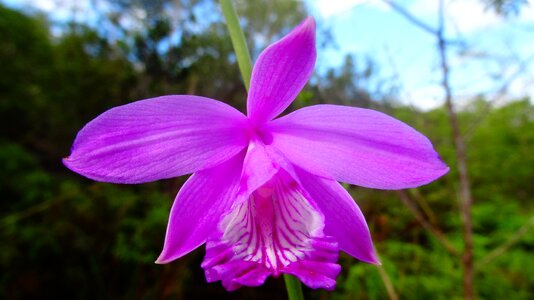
<box><xmin>64</xmin><ymin>17</ymin><xmax>448</xmax><ymax>291</ymax></box>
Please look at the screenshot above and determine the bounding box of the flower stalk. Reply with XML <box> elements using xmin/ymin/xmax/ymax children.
<box><xmin>219</xmin><ymin>0</ymin><xmax>305</xmax><ymax>298</ymax></box>
<box><xmin>284</xmin><ymin>274</ymin><xmax>305</xmax><ymax>300</ymax></box>
<box><xmin>219</xmin><ymin>0</ymin><xmax>253</xmax><ymax>91</ymax></box>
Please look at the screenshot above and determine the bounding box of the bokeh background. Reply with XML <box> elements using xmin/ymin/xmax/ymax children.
<box><xmin>1</xmin><ymin>0</ymin><xmax>533</xmax><ymax>299</ymax></box>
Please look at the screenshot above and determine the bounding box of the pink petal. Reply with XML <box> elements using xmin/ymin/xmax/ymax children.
<box><xmin>296</xmin><ymin>166</ymin><xmax>379</xmax><ymax>264</ymax></box>
<box><xmin>247</xmin><ymin>17</ymin><xmax>316</xmax><ymax>125</ymax></box>
<box><xmin>203</xmin><ymin>247</ymin><xmax>271</xmax><ymax>291</ymax></box>
<box><xmin>238</xmin><ymin>139</ymin><xmax>300</xmax><ymax>200</ymax></box>
<box><xmin>268</xmin><ymin>105</ymin><xmax>449</xmax><ymax>189</ymax></box>
<box><xmin>155</xmin><ymin>151</ymin><xmax>245</xmax><ymax>264</ymax></box>
<box><xmin>202</xmin><ymin>169</ymin><xmax>340</xmax><ymax>290</ymax></box>
<box><xmin>238</xmin><ymin>139</ymin><xmax>279</xmax><ymax>199</ymax></box>
<box><xmin>283</xmin><ymin>258</ymin><xmax>341</xmax><ymax>291</ymax></box>
<box><xmin>63</xmin><ymin>95</ymin><xmax>249</xmax><ymax>183</ymax></box>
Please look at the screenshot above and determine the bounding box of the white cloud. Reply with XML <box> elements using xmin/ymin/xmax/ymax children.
<box><xmin>21</xmin><ymin>0</ymin><xmax>90</xmax><ymax>14</ymax></box>
<box><xmin>15</xmin><ymin>0</ymin><xmax>99</xmax><ymax>23</ymax></box>
<box><xmin>409</xmin><ymin>0</ymin><xmax>534</xmax><ymax>33</ymax></box>
<box><xmin>27</xmin><ymin>0</ymin><xmax>55</xmax><ymax>11</ymax></box>
<box><xmin>446</xmin><ymin>0</ymin><xmax>502</xmax><ymax>32</ymax></box>
<box><xmin>402</xmin><ymin>84</ymin><xmax>444</xmax><ymax>110</ymax></box>
<box><xmin>505</xmin><ymin>72</ymin><xmax>534</xmax><ymax>100</ymax></box>
<box><xmin>309</xmin><ymin>0</ymin><xmax>388</xmax><ymax>18</ymax></box>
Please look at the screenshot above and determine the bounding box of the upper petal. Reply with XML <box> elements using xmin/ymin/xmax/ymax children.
<box><xmin>63</xmin><ymin>95</ymin><xmax>249</xmax><ymax>183</ymax></box>
<box><xmin>247</xmin><ymin>17</ymin><xmax>316</xmax><ymax>125</ymax></box>
<box><xmin>296</xmin><ymin>166</ymin><xmax>379</xmax><ymax>264</ymax></box>
<box><xmin>267</xmin><ymin>104</ymin><xmax>449</xmax><ymax>189</ymax></box>
<box><xmin>156</xmin><ymin>151</ymin><xmax>245</xmax><ymax>264</ymax></box>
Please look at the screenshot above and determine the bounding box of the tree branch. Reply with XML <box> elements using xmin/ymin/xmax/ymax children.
<box><xmin>436</xmin><ymin>1</ymin><xmax>475</xmax><ymax>298</ymax></box>
<box><xmin>382</xmin><ymin>1</ymin><xmax>476</xmax><ymax>298</ymax></box>
<box><xmin>381</xmin><ymin>0</ymin><xmax>437</xmax><ymax>35</ymax></box>
<box><xmin>464</xmin><ymin>52</ymin><xmax>534</xmax><ymax>140</ymax></box>
<box><xmin>396</xmin><ymin>190</ymin><xmax>458</xmax><ymax>256</ymax></box>
<box><xmin>376</xmin><ymin>264</ymin><xmax>399</xmax><ymax>300</ymax></box>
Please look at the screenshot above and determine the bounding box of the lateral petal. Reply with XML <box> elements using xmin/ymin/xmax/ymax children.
<box><xmin>247</xmin><ymin>17</ymin><xmax>316</xmax><ymax>125</ymax></box>
<box><xmin>155</xmin><ymin>151</ymin><xmax>245</xmax><ymax>264</ymax></box>
<box><xmin>296</xmin><ymin>167</ymin><xmax>379</xmax><ymax>264</ymax></box>
<box><xmin>268</xmin><ymin>104</ymin><xmax>449</xmax><ymax>189</ymax></box>
<box><xmin>64</xmin><ymin>95</ymin><xmax>249</xmax><ymax>183</ymax></box>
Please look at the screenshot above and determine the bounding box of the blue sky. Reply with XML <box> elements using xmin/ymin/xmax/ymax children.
<box><xmin>6</xmin><ymin>0</ymin><xmax>534</xmax><ymax>110</ymax></box>
<box><xmin>306</xmin><ymin>0</ymin><xmax>534</xmax><ymax>109</ymax></box>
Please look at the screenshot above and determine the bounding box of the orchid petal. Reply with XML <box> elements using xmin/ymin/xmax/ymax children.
<box><xmin>268</xmin><ymin>104</ymin><xmax>449</xmax><ymax>189</ymax></box>
<box><xmin>204</xmin><ymin>258</ymin><xmax>271</xmax><ymax>291</ymax></box>
<box><xmin>283</xmin><ymin>258</ymin><xmax>341</xmax><ymax>290</ymax></box>
<box><xmin>238</xmin><ymin>139</ymin><xmax>279</xmax><ymax>199</ymax></box>
<box><xmin>247</xmin><ymin>17</ymin><xmax>316</xmax><ymax>125</ymax></box>
<box><xmin>296</xmin><ymin>167</ymin><xmax>379</xmax><ymax>264</ymax></box>
<box><xmin>63</xmin><ymin>95</ymin><xmax>248</xmax><ymax>183</ymax></box>
<box><xmin>202</xmin><ymin>169</ymin><xmax>340</xmax><ymax>290</ymax></box>
<box><xmin>155</xmin><ymin>151</ymin><xmax>245</xmax><ymax>264</ymax></box>
<box><xmin>238</xmin><ymin>140</ymin><xmax>301</xmax><ymax>200</ymax></box>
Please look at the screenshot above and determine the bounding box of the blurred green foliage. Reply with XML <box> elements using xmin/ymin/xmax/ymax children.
<box><xmin>0</xmin><ymin>1</ymin><xmax>532</xmax><ymax>299</ymax></box>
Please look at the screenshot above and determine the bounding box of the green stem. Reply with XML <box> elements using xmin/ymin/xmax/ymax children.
<box><xmin>284</xmin><ymin>274</ymin><xmax>305</xmax><ymax>300</ymax></box>
<box><xmin>219</xmin><ymin>1</ymin><xmax>305</xmax><ymax>299</ymax></box>
<box><xmin>219</xmin><ymin>0</ymin><xmax>253</xmax><ymax>91</ymax></box>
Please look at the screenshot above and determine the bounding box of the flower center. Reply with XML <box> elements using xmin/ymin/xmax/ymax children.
<box><xmin>246</xmin><ymin>120</ymin><xmax>274</xmax><ymax>146</ymax></box>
